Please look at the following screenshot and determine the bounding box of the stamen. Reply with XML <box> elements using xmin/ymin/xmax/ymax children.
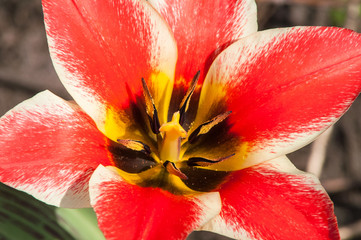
<box><xmin>141</xmin><ymin>78</ymin><xmax>161</xmax><ymax>134</ymax></box>
<box><xmin>117</xmin><ymin>139</ymin><xmax>151</xmax><ymax>154</ymax></box>
<box><xmin>187</xmin><ymin>153</ymin><xmax>235</xmax><ymax>167</ymax></box>
<box><xmin>163</xmin><ymin>161</ymin><xmax>188</xmax><ymax>180</ymax></box>
<box><xmin>188</xmin><ymin>111</ymin><xmax>232</xmax><ymax>144</ymax></box>
<box><xmin>178</xmin><ymin>71</ymin><xmax>200</xmax><ymax>125</ymax></box>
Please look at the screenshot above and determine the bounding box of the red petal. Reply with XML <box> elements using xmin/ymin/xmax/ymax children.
<box><xmin>201</xmin><ymin>156</ymin><xmax>339</xmax><ymax>240</ymax></box>
<box><xmin>89</xmin><ymin>165</ymin><xmax>221</xmax><ymax>240</ymax></box>
<box><xmin>0</xmin><ymin>91</ymin><xmax>111</xmax><ymax>207</ymax></box>
<box><xmin>199</xmin><ymin>27</ymin><xmax>361</xmax><ymax>168</ymax></box>
<box><xmin>43</xmin><ymin>0</ymin><xmax>177</xmax><ymax>129</ymax></box>
<box><xmin>149</xmin><ymin>0</ymin><xmax>257</xmax><ymax>84</ymax></box>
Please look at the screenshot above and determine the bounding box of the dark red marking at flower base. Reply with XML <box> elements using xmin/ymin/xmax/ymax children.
<box><xmin>179</xmin><ymin>167</ymin><xmax>229</xmax><ymax>193</ymax></box>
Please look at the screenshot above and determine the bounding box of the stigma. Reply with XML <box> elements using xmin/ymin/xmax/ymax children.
<box><xmin>159</xmin><ymin>112</ymin><xmax>186</xmax><ymax>163</ymax></box>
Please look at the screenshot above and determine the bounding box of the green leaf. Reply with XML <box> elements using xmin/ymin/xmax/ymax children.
<box><xmin>329</xmin><ymin>8</ymin><xmax>346</xmax><ymax>27</ymax></box>
<box><xmin>0</xmin><ymin>183</ymin><xmax>104</xmax><ymax>240</ymax></box>
<box><xmin>56</xmin><ymin>208</ymin><xmax>105</xmax><ymax>240</ymax></box>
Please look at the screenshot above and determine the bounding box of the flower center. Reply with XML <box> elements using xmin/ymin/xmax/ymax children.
<box><xmin>107</xmin><ymin>72</ymin><xmax>237</xmax><ymax>195</ymax></box>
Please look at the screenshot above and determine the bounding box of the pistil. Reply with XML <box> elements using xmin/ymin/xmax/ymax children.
<box><xmin>159</xmin><ymin>112</ymin><xmax>186</xmax><ymax>163</ymax></box>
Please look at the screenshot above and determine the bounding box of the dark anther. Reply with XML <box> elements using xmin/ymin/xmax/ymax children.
<box><xmin>188</xmin><ymin>111</ymin><xmax>232</xmax><ymax>144</ymax></box>
<box><xmin>147</xmin><ymin>113</ymin><xmax>161</xmax><ymax>135</ymax></box>
<box><xmin>141</xmin><ymin>77</ymin><xmax>161</xmax><ymax>134</ymax></box>
<box><xmin>108</xmin><ymin>144</ymin><xmax>156</xmax><ymax>173</ymax></box>
<box><xmin>117</xmin><ymin>139</ymin><xmax>152</xmax><ymax>155</ymax></box>
<box><xmin>187</xmin><ymin>153</ymin><xmax>235</xmax><ymax>167</ymax></box>
<box><xmin>178</xmin><ymin>71</ymin><xmax>200</xmax><ymax>125</ymax></box>
<box><xmin>163</xmin><ymin>161</ymin><xmax>188</xmax><ymax>180</ymax></box>
<box><xmin>188</xmin><ymin>125</ymin><xmax>202</xmax><ymax>144</ymax></box>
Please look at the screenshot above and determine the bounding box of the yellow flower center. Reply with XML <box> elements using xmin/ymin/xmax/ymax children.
<box><xmin>106</xmin><ymin>72</ymin><xmax>239</xmax><ymax>195</ymax></box>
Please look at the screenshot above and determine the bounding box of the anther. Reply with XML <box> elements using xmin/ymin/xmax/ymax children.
<box><xmin>141</xmin><ymin>77</ymin><xmax>161</xmax><ymax>134</ymax></box>
<box><xmin>178</xmin><ymin>71</ymin><xmax>200</xmax><ymax>125</ymax></box>
<box><xmin>163</xmin><ymin>160</ymin><xmax>188</xmax><ymax>180</ymax></box>
<box><xmin>187</xmin><ymin>153</ymin><xmax>235</xmax><ymax>167</ymax></box>
<box><xmin>188</xmin><ymin>111</ymin><xmax>232</xmax><ymax>144</ymax></box>
<box><xmin>117</xmin><ymin>139</ymin><xmax>151</xmax><ymax>154</ymax></box>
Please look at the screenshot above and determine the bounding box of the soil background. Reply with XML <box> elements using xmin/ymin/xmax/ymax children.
<box><xmin>1</xmin><ymin>0</ymin><xmax>361</xmax><ymax>239</ymax></box>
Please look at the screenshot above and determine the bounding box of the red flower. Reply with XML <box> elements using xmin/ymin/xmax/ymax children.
<box><xmin>1</xmin><ymin>0</ymin><xmax>361</xmax><ymax>239</ymax></box>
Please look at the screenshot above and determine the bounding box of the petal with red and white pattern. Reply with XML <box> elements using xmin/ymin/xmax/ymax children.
<box><xmin>0</xmin><ymin>91</ymin><xmax>111</xmax><ymax>207</ymax></box>
<box><xmin>149</xmin><ymin>0</ymin><xmax>257</xmax><ymax>84</ymax></box>
<box><xmin>89</xmin><ymin>165</ymin><xmax>221</xmax><ymax>240</ymax></box>
<box><xmin>199</xmin><ymin>156</ymin><xmax>339</xmax><ymax>240</ymax></box>
<box><xmin>43</xmin><ymin>0</ymin><xmax>177</xmax><ymax>134</ymax></box>
<box><xmin>198</xmin><ymin>27</ymin><xmax>361</xmax><ymax>170</ymax></box>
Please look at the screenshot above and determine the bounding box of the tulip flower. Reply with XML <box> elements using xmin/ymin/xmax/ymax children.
<box><xmin>1</xmin><ymin>0</ymin><xmax>361</xmax><ymax>239</ymax></box>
